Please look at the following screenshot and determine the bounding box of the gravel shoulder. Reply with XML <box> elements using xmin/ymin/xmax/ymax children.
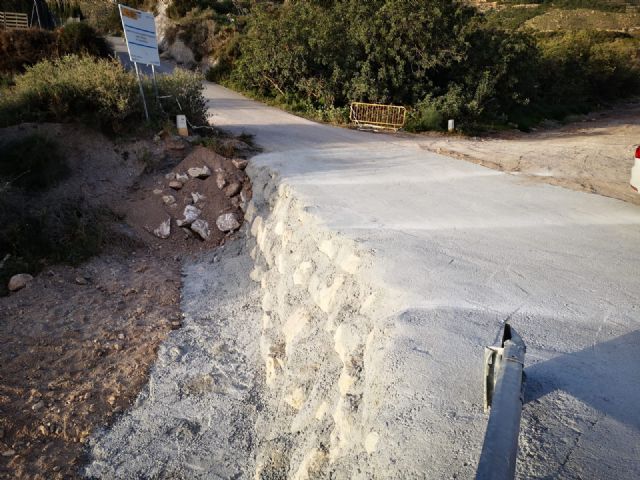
<box><xmin>415</xmin><ymin>102</ymin><xmax>640</xmax><ymax>206</ymax></box>
<box><xmin>85</xmin><ymin>240</ymin><xmax>262</xmax><ymax>479</ymax></box>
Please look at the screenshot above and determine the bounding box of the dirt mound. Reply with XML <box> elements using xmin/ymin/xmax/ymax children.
<box><xmin>125</xmin><ymin>146</ymin><xmax>251</xmax><ymax>253</ymax></box>
<box><xmin>0</xmin><ymin>124</ymin><xmax>253</xmax><ymax>479</ymax></box>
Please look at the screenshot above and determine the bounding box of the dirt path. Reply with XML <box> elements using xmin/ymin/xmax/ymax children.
<box><xmin>414</xmin><ymin>102</ymin><xmax>640</xmax><ymax>205</ymax></box>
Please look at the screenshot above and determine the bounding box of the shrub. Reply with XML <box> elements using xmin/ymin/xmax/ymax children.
<box><xmin>0</xmin><ymin>55</ymin><xmax>207</xmax><ymax>132</ymax></box>
<box><xmin>0</xmin><ymin>29</ymin><xmax>58</xmax><ymax>74</ymax></box>
<box><xmin>0</xmin><ymin>55</ymin><xmax>138</xmax><ymax>130</ymax></box>
<box><xmin>0</xmin><ymin>23</ymin><xmax>109</xmax><ymax>74</ymax></box>
<box><xmin>56</xmin><ymin>22</ymin><xmax>110</xmax><ymax>58</ymax></box>
<box><xmin>0</xmin><ymin>134</ymin><xmax>69</xmax><ymax>191</ymax></box>
<box><xmin>231</xmin><ymin>1</ymin><xmax>538</xmax><ymax>130</ymax></box>
<box><xmin>153</xmin><ymin>68</ymin><xmax>208</xmax><ymax>126</ymax></box>
<box><xmin>228</xmin><ymin>1</ymin><xmax>640</xmax><ymax>131</ymax></box>
<box><xmin>535</xmin><ymin>30</ymin><xmax>640</xmax><ymax>117</ymax></box>
<box><xmin>168</xmin><ymin>0</ymin><xmax>238</xmax><ymax>19</ymax></box>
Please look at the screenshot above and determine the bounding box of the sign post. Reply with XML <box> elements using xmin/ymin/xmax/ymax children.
<box><xmin>118</xmin><ymin>4</ymin><xmax>160</xmax><ymax>121</ymax></box>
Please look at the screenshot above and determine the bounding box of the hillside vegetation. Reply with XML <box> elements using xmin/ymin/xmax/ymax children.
<box><xmin>3</xmin><ymin>0</ymin><xmax>639</xmax><ymax>131</ymax></box>
<box><xmin>201</xmin><ymin>0</ymin><xmax>639</xmax><ymax>131</ymax></box>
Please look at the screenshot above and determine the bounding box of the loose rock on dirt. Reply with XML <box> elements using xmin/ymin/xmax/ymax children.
<box><xmin>216</xmin><ymin>212</ymin><xmax>241</xmax><ymax>232</ymax></box>
<box><xmin>8</xmin><ymin>274</ymin><xmax>33</xmax><ymax>292</ymax></box>
<box><xmin>153</xmin><ymin>218</ymin><xmax>171</xmax><ymax>239</ymax></box>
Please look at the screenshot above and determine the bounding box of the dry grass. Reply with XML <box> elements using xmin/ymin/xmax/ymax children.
<box><xmin>525</xmin><ymin>8</ymin><xmax>640</xmax><ymax>31</ymax></box>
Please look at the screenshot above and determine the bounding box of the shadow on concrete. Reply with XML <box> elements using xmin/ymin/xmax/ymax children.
<box><xmin>524</xmin><ymin>330</ymin><xmax>640</xmax><ymax>431</ymax></box>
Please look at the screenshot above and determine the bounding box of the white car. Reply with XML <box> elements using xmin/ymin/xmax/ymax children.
<box><xmin>632</xmin><ymin>146</ymin><xmax>640</xmax><ymax>192</ymax></box>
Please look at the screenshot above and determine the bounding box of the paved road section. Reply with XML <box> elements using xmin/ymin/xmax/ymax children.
<box><xmin>207</xmin><ymin>83</ymin><xmax>640</xmax><ymax>479</ymax></box>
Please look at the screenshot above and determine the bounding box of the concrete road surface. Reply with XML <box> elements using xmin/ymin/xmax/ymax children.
<box><xmin>206</xmin><ymin>83</ymin><xmax>640</xmax><ymax>479</ymax></box>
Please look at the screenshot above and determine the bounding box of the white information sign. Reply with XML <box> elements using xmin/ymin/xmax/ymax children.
<box><xmin>119</xmin><ymin>4</ymin><xmax>160</xmax><ymax>66</ymax></box>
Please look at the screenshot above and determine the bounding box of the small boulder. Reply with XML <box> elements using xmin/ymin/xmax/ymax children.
<box><xmin>191</xmin><ymin>192</ymin><xmax>205</xmax><ymax>203</ymax></box>
<box><xmin>8</xmin><ymin>273</ymin><xmax>33</xmax><ymax>292</ymax></box>
<box><xmin>165</xmin><ymin>172</ymin><xmax>176</xmax><ymax>180</ymax></box>
<box><xmin>216</xmin><ymin>212</ymin><xmax>241</xmax><ymax>232</ymax></box>
<box><xmin>232</xmin><ymin>158</ymin><xmax>248</xmax><ymax>170</ymax></box>
<box><xmin>215</xmin><ymin>172</ymin><xmax>226</xmax><ymax>189</ymax></box>
<box><xmin>191</xmin><ymin>219</ymin><xmax>211</xmax><ymax>240</ymax></box>
<box><xmin>169</xmin><ymin>181</ymin><xmax>183</xmax><ymax>190</ymax></box>
<box><xmin>153</xmin><ymin>188</ymin><xmax>164</xmax><ymax>195</ymax></box>
<box><xmin>162</xmin><ymin>195</ymin><xmax>176</xmax><ymax>205</ymax></box>
<box><xmin>176</xmin><ymin>173</ymin><xmax>189</xmax><ymax>182</ymax></box>
<box><xmin>223</xmin><ymin>182</ymin><xmax>242</xmax><ymax>198</ymax></box>
<box><xmin>176</xmin><ymin>205</ymin><xmax>201</xmax><ymax>227</ymax></box>
<box><xmin>75</xmin><ymin>276</ymin><xmax>89</xmax><ymax>285</ymax></box>
<box><xmin>187</xmin><ymin>166</ymin><xmax>211</xmax><ymax>179</ymax></box>
<box><xmin>153</xmin><ymin>219</ymin><xmax>171</xmax><ymax>239</ymax></box>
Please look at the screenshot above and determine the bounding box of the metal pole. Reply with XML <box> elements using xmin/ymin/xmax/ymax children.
<box><xmin>151</xmin><ymin>64</ymin><xmax>160</xmax><ymax>107</ymax></box>
<box><xmin>134</xmin><ymin>62</ymin><xmax>149</xmax><ymax>121</ymax></box>
<box><xmin>33</xmin><ymin>0</ymin><xmax>41</xmax><ymax>28</ymax></box>
<box><xmin>476</xmin><ymin>324</ymin><xmax>526</xmax><ymax>480</ymax></box>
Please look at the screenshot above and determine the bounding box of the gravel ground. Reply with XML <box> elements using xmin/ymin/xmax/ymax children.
<box><xmin>85</xmin><ymin>240</ymin><xmax>262</xmax><ymax>479</ymax></box>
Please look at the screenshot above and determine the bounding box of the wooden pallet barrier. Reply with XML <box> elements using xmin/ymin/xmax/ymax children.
<box><xmin>0</xmin><ymin>11</ymin><xmax>29</xmax><ymax>29</ymax></box>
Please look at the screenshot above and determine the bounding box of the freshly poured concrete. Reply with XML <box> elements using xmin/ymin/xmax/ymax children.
<box><xmin>207</xmin><ymin>84</ymin><xmax>640</xmax><ymax>479</ymax></box>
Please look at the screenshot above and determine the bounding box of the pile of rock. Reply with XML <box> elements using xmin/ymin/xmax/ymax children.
<box><xmin>151</xmin><ymin>146</ymin><xmax>250</xmax><ymax>243</ymax></box>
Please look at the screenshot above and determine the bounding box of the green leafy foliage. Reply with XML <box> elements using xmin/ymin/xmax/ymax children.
<box><xmin>533</xmin><ymin>30</ymin><xmax>640</xmax><ymax>120</ymax></box>
<box><xmin>226</xmin><ymin>0</ymin><xmax>640</xmax><ymax>131</ymax></box>
<box><xmin>56</xmin><ymin>22</ymin><xmax>110</xmax><ymax>57</ymax></box>
<box><xmin>168</xmin><ymin>0</ymin><xmax>241</xmax><ymax>19</ymax></box>
<box><xmin>0</xmin><ymin>23</ymin><xmax>109</xmax><ymax>75</ymax></box>
<box><xmin>230</xmin><ymin>1</ymin><xmax>540</xmax><ymax>130</ymax></box>
<box><xmin>0</xmin><ymin>55</ymin><xmax>207</xmax><ymax>132</ymax></box>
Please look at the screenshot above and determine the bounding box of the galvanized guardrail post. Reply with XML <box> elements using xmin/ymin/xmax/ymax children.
<box><xmin>476</xmin><ymin>323</ymin><xmax>526</xmax><ymax>480</ymax></box>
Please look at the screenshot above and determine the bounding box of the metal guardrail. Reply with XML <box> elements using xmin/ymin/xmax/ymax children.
<box><xmin>0</xmin><ymin>11</ymin><xmax>29</xmax><ymax>29</ymax></box>
<box><xmin>349</xmin><ymin>102</ymin><xmax>406</xmax><ymax>131</ymax></box>
<box><xmin>476</xmin><ymin>323</ymin><xmax>526</xmax><ymax>480</ymax></box>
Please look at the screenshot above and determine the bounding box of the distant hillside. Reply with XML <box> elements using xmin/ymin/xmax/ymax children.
<box><xmin>480</xmin><ymin>0</ymin><xmax>640</xmax><ymax>31</ymax></box>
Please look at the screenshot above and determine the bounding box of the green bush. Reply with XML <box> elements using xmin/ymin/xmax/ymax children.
<box><xmin>227</xmin><ymin>1</ymin><xmax>640</xmax><ymax>131</ymax></box>
<box><xmin>535</xmin><ymin>30</ymin><xmax>640</xmax><ymax>118</ymax></box>
<box><xmin>57</xmin><ymin>22</ymin><xmax>110</xmax><ymax>57</ymax></box>
<box><xmin>168</xmin><ymin>0</ymin><xmax>239</xmax><ymax>19</ymax></box>
<box><xmin>0</xmin><ymin>55</ymin><xmax>207</xmax><ymax>132</ymax></box>
<box><xmin>0</xmin><ymin>23</ymin><xmax>109</xmax><ymax>74</ymax></box>
<box><xmin>0</xmin><ymin>29</ymin><xmax>58</xmax><ymax>74</ymax></box>
<box><xmin>154</xmin><ymin>67</ymin><xmax>208</xmax><ymax>126</ymax></box>
<box><xmin>231</xmin><ymin>1</ymin><xmax>539</xmax><ymax>130</ymax></box>
<box><xmin>0</xmin><ymin>135</ymin><xmax>69</xmax><ymax>191</ymax></box>
<box><xmin>0</xmin><ymin>55</ymin><xmax>137</xmax><ymax>130</ymax></box>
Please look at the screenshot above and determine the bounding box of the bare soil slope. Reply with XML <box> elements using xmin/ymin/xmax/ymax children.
<box><xmin>0</xmin><ymin>123</ymin><xmax>251</xmax><ymax>479</ymax></box>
